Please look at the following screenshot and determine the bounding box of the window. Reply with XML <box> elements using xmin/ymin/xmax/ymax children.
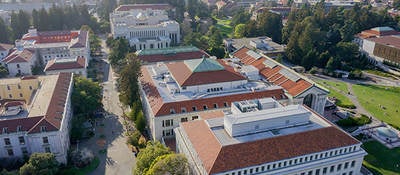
<box><xmin>344</xmin><ymin>162</ymin><xmax>349</xmax><ymax>169</ymax></box>
<box><xmin>181</xmin><ymin>108</ymin><xmax>187</xmax><ymax>113</ymax></box>
<box><xmin>213</xmin><ymin>103</ymin><xmax>218</xmax><ymax>108</ymax></box>
<box><xmin>44</xmin><ymin>146</ymin><xmax>51</xmax><ymax>153</ymax></box>
<box><xmin>18</xmin><ymin>136</ymin><xmax>25</xmax><ymax>145</ymax></box>
<box><xmin>17</xmin><ymin>84</ymin><xmax>21</xmax><ymax>89</ymax></box>
<box><xmin>308</xmin><ymin>171</ymin><xmax>312</xmax><ymax>175</ymax></box>
<box><xmin>316</xmin><ymin>169</ymin><xmax>320</xmax><ymax>175</ymax></box>
<box><xmin>267</xmin><ymin>165</ymin><xmax>270</xmax><ymax>170</ymax></box>
<box><xmin>42</xmin><ymin>137</ymin><xmax>49</xmax><ymax>144</ymax></box>
<box><xmin>19</xmin><ymin>93</ymin><xmax>23</xmax><ymax>97</ymax></box>
<box><xmin>349</xmin><ymin>171</ymin><xmax>353</xmax><ymax>175</ymax></box>
<box><xmin>16</xmin><ymin>64</ymin><xmax>20</xmax><ymax>68</ymax></box>
<box><xmin>170</xmin><ymin>109</ymin><xmax>175</xmax><ymax>114</ymax></box>
<box><xmin>300</xmin><ymin>173</ymin><xmax>305</xmax><ymax>175</ymax></box>
<box><xmin>278</xmin><ymin>162</ymin><xmax>281</xmax><ymax>167</ymax></box>
<box><xmin>163</xmin><ymin>119</ymin><xmax>173</xmax><ymax>127</ymax></box>
<box><xmin>192</xmin><ymin>106</ymin><xmax>197</xmax><ymax>111</ymax></box>
<box><xmin>224</xmin><ymin>102</ymin><xmax>228</xmax><ymax>107</ymax></box>
<box><xmin>181</xmin><ymin>118</ymin><xmax>188</xmax><ymax>122</ymax></box>
<box><xmin>40</xmin><ymin>126</ymin><xmax>47</xmax><ymax>132</ymax></box>
<box><xmin>2</xmin><ymin>127</ymin><xmax>8</xmax><ymax>134</ymax></box>
<box><xmin>4</xmin><ymin>138</ymin><xmax>11</xmax><ymax>145</ymax></box>
<box><xmin>330</xmin><ymin>165</ymin><xmax>335</xmax><ymax>173</ymax></box>
<box><xmin>182</xmin><ymin>86</ymin><xmax>186</xmax><ymax>90</ymax></box>
<box><xmin>29</xmin><ymin>86</ymin><xmax>32</xmax><ymax>90</ymax></box>
<box><xmin>323</xmin><ymin>167</ymin><xmax>327</xmax><ymax>174</ymax></box>
<box><xmin>17</xmin><ymin>125</ymin><xmax>22</xmax><ymax>132</ymax></box>
<box><xmin>203</xmin><ymin>105</ymin><xmax>208</xmax><ymax>110</ymax></box>
<box><xmin>192</xmin><ymin>116</ymin><xmax>199</xmax><ymax>120</ymax></box>
<box><xmin>262</xmin><ymin>166</ymin><xmax>265</xmax><ymax>171</ymax></box>
<box><xmin>7</xmin><ymin>149</ymin><xmax>13</xmax><ymax>156</ymax></box>
<box><xmin>294</xmin><ymin>159</ymin><xmax>297</xmax><ymax>164</ymax></box>
<box><xmin>299</xmin><ymin>158</ymin><xmax>303</xmax><ymax>163</ymax></box>
<box><xmin>255</xmin><ymin>167</ymin><xmax>259</xmax><ymax>172</ymax></box>
<box><xmin>21</xmin><ymin>147</ymin><xmax>28</xmax><ymax>156</ymax></box>
<box><xmin>351</xmin><ymin>160</ymin><xmax>355</xmax><ymax>167</ymax></box>
<box><xmin>243</xmin><ymin>170</ymin><xmax>247</xmax><ymax>174</ymax></box>
<box><xmin>249</xmin><ymin>169</ymin><xmax>253</xmax><ymax>173</ymax></box>
<box><xmin>8</xmin><ymin>94</ymin><xmax>12</xmax><ymax>98</ymax></box>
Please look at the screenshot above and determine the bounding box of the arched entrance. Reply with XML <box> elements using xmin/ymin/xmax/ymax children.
<box><xmin>303</xmin><ymin>94</ymin><xmax>315</xmax><ymax>108</ymax></box>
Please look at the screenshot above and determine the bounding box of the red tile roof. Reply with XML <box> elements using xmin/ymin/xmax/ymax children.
<box><xmin>181</xmin><ymin>119</ymin><xmax>360</xmax><ymax>174</ymax></box>
<box><xmin>0</xmin><ymin>73</ymin><xmax>73</xmax><ymax>134</ymax></box>
<box><xmin>166</xmin><ymin>60</ymin><xmax>246</xmax><ymax>86</ymax></box>
<box><xmin>2</xmin><ymin>49</ymin><xmax>35</xmax><ymax>63</ymax></box>
<box><xmin>367</xmin><ymin>35</ymin><xmax>400</xmax><ymax>49</ymax></box>
<box><xmin>137</xmin><ymin>50</ymin><xmax>210</xmax><ymax>63</ymax></box>
<box><xmin>115</xmin><ymin>4</ymin><xmax>172</xmax><ymax>11</ymax></box>
<box><xmin>0</xmin><ymin>43</ymin><xmax>13</xmax><ymax>51</ymax></box>
<box><xmin>358</xmin><ymin>29</ymin><xmax>400</xmax><ymax>39</ymax></box>
<box><xmin>140</xmin><ymin>67</ymin><xmax>286</xmax><ymax>117</ymax></box>
<box><xmin>21</xmin><ymin>30</ymin><xmax>87</xmax><ymax>47</ymax></box>
<box><xmin>44</xmin><ymin>56</ymin><xmax>86</xmax><ymax>71</ymax></box>
<box><xmin>233</xmin><ymin>47</ymin><xmax>314</xmax><ymax>97</ymax></box>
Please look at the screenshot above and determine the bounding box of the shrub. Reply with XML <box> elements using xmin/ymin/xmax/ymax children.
<box><xmin>69</xmin><ymin>148</ymin><xmax>94</xmax><ymax>168</ymax></box>
<box><xmin>336</xmin><ymin>114</ymin><xmax>371</xmax><ymax>127</ymax></box>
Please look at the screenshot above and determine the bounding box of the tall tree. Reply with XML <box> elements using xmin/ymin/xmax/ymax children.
<box><xmin>257</xmin><ymin>11</ymin><xmax>283</xmax><ymax>43</ymax></box>
<box><xmin>0</xmin><ymin>18</ymin><xmax>10</xmax><ymax>43</ymax></box>
<box><xmin>145</xmin><ymin>154</ymin><xmax>189</xmax><ymax>175</ymax></box>
<box><xmin>118</xmin><ymin>53</ymin><xmax>142</xmax><ymax>106</ymax></box>
<box><xmin>71</xmin><ymin>76</ymin><xmax>102</xmax><ymax>114</ymax></box>
<box><xmin>10</xmin><ymin>10</ymin><xmax>30</xmax><ymax>41</ymax></box>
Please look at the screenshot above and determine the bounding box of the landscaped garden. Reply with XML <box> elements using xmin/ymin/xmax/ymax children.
<box><xmin>213</xmin><ymin>17</ymin><xmax>232</xmax><ymax>38</ymax></box>
<box><xmin>352</xmin><ymin>84</ymin><xmax>400</xmax><ymax>129</ymax></box>
<box><xmin>362</xmin><ymin>141</ymin><xmax>400</xmax><ymax>175</ymax></box>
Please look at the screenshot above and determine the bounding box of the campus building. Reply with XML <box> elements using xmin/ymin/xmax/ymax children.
<box><xmin>44</xmin><ymin>56</ymin><xmax>87</xmax><ymax>77</ymax></box>
<box><xmin>139</xmin><ymin>57</ymin><xmax>287</xmax><ymax>140</ymax></box>
<box><xmin>136</xmin><ymin>46</ymin><xmax>209</xmax><ymax>64</ymax></box>
<box><xmin>1</xmin><ymin>48</ymin><xmax>37</xmax><ymax>76</ymax></box>
<box><xmin>224</xmin><ymin>37</ymin><xmax>285</xmax><ymax>58</ymax></box>
<box><xmin>356</xmin><ymin>26</ymin><xmax>400</xmax><ymax>66</ymax></box>
<box><xmin>20</xmin><ymin>28</ymin><xmax>90</xmax><ymax>64</ymax></box>
<box><xmin>231</xmin><ymin>47</ymin><xmax>328</xmax><ymax>114</ymax></box>
<box><xmin>0</xmin><ymin>73</ymin><xmax>73</xmax><ymax>163</ymax></box>
<box><xmin>0</xmin><ymin>43</ymin><xmax>13</xmax><ymax>62</ymax></box>
<box><xmin>175</xmin><ymin>98</ymin><xmax>367</xmax><ymax>175</ymax></box>
<box><xmin>110</xmin><ymin>4</ymin><xmax>180</xmax><ymax>49</ymax></box>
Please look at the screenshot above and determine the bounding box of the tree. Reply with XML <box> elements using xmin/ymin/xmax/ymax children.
<box><xmin>108</xmin><ymin>38</ymin><xmax>129</xmax><ymax>66</ymax></box>
<box><xmin>118</xmin><ymin>53</ymin><xmax>141</xmax><ymax>106</ymax></box>
<box><xmin>134</xmin><ymin>141</ymin><xmax>171</xmax><ymax>175</ymax></box>
<box><xmin>10</xmin><ymin>10</ymin><xmax>30</xmax><ymax>41</ymax></box>
<box><xmin>145</xmin><ymin>154</ymin><xmax>189</xmax><ymax>175</ymax></box>
<box><xmin>71</xmin><ymin>76</ymin><xmax>102</xmax><ymax>114</ymax></box>
<box><xmin>0</xmin><ymin>18</ymin><xmax>10</xmax><ymax>43</ymax></box>
<box><xmin>230</xmin><ymin>9</ymin><xmax>250</xmax><ymax>27</ymax></box>
<box><xmin>19</xmin><ymin>153</ymin><xmax>59</xmax><ymax>175</ymax></box>
<box><xmin>0</xmin><ymin>65</ymin><xmax>8</xmax><ymax>78</ymax></box>
<box><xmin>234</xmin><ymin>24</ymin><xmax>246</xmax><ymax>38</ymax></box>
<box><xmin>257</xmin><ymin>11</ymin><xmax>283</xmax><ymax>43</ymax></box>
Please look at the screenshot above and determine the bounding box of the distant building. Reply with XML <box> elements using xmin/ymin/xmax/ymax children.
<box><xmin>139</xmin><ymin>57</ymin><xmax>287</xmax><ymax>140</ymax></box>
<box><xmin>356</xmin><ymin>26</ymin><xmax>400</xmax><ymax>66</ymax></box>
<box><xmin>44</xmin><ymin>56</ymin><xmax>87</xmax><ymax>77</ymax></box>
<box><xmin>224</xmin><ymin>37</ymin><xmax>285</xmax><ymax>58</ymax></box>
<box><xmin>110</xmin><ymin>4</ymin><xmax>180</xmax><ymax>50</ymax></box>
<box><xmin>0</xmin><ymin>43</ymin><xmax>13</xmax><ymax>63</ymax></box>
<box><xmin>0</xmin><ymin>73</ymin><xmax>73</xmax><ymax>163</ymax></box>
<box><xmin>1</xmin><ymin>48</ymin><xmax>37</xmax><ymax>76</ymax></box>
<box><xmin>175</xmin><ymin>98</ymin><xmax>367</xmax><ymax>175</ymax></box>
<box><xmin>136</xmin><ymin>46</ymin><xmax>209</xmax><ymax>63</ymax></box>
<box><xmin>20</xmin><ymin>28</ymin><xmax>90</xmax><ymax>64</ymax></box>
<box><xmin>231</xmin><ymin>47</ymin><xmax>328</xmax><ymax>114</ymax></box>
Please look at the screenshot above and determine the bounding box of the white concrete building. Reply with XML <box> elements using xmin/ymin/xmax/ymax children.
<box><xmin>20</xmin><ymin>28</ymin><xmax>90</xmax><ymax>64</ymax></box>
<box><xmin>139</xmin><ymin>57</ymin><xmax>288</xmax><ymax>140</ymax></box>
<box><xmin>44</xmin><ymin>56</ymin><xmax>87</xmax><ymax>77</ymax></box>
<box><xmin>0</xmin><ymin>73</ymin><xmax>73</xmax><ymax>163</ymax></box>
<box><xmin>232</xmin><ymin>47</ymin><xmax>329</xmax><ymax>114</ymax></box>
<box><xmin>1</xmin><ymin>48</ymin><xmax>37</xmax><ymax>76</ymax></box>
<box><xmin>175</xmin><ymin>98</ymin><xmax>367</xmax><ymax>175</ymax></box>
<box><xmin>110</xmin><ymin>4</ymin><xmax>180</xmax><ymax>49</ymax></box>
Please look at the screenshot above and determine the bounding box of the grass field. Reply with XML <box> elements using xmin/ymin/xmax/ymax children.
<box><xmin>214</xmin><ymin>17</ymin><xmax>233</xmax><ymax>38</ymax></box>
<box><xmin>364</xmin><ymin>70</ymin><xmax>398</xmax><ymax>80</ymax></box>
<box><xmin>352</xmin><ymin>84</ymin><xmax>400</xmax><ymax>128</ymax></box>
<box><xmin>362</xmin><ymin>141</ymin><xmax>400</xmax><ymax>175</ymax></box>
<box><xmin>315</xmin><ymin>79</ymin><xmax>355</xmax><ymax>108</ymax></box>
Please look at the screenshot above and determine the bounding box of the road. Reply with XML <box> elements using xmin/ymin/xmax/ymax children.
<box><xmin>80</xmin><ymin>36</ymin><xmax>135</xmax><ymax>175</ymax></box>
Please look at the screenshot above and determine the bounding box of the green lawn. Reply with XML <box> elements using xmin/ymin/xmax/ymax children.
<box><xmin>364</xmin><ymin>70</ymin><xmax>398</xmax><ymax>80</ymax></box>
<box><xmin>352</xmin><ymin>84</ymin><xmax>400</xmax><ymax>128</ymax></box>
<box><xmin>362</xmin><ymin>141</ymin><xmax>400</xmax><ymax>175</ymax></box>
<box><xmin>58</xmin><ymin>157</ymin><xmax>100</xmax><ymax>175</ymax></box>
<box><xmin>214</xmin><ymin>17</ymin><xmax>233</xmax><ymax>38</ymax></box>
<box><xmin>315</xmin><ymin>79</ymin><xmax>355</xmax><ymax>108</ymax></box>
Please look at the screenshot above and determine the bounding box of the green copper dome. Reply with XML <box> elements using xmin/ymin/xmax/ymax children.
<box><xmin>184</xmin><ymin>58</ymin><xmax>225</xmax><ymax>73</ymax></box>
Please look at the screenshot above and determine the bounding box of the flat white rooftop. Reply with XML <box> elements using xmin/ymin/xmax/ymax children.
<box><xmin>145</xmin><ymin>64</ymin><xmax>282</xmax><ymax>103</ymax></box>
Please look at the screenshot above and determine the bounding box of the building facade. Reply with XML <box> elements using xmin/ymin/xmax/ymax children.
<box><xmin>0</xmin><ymin>43</ymin><xmax>13</xmax><ymax>62</ymax></box>
<box><xmin>1</xmin><ymin>48</ymin><xmax>37</xmax><ymax>76</ymax></box>
<box><xmin>44</xmin><ymin>56</ymin><xmax>87</xmax><ymax>77</ymax></box>
<box><xmin>110</xmin><ymin>4</ymin><xmax>180</xmax><ymax>50</ymax></box>
<box><xmin>175</xmin><ymin>98</ymin><xmax>367</xmax><ymax>175</ymax></box>
<box><xmin>0</xmin><ymin>73</ymin><xmax>73</xmax><ymax>163</ymax></box>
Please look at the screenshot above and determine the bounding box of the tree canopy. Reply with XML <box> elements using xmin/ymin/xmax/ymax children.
<box><xmin>71</xmin><ymin>76</ymin><xmax>102</xmax><ymax>115</ymax></box>
<box><xmin>134</xmin><ymin>141</ymin><xmax>172</xmax><ymax>175</ymax></box>
<box><xmin>145</xmin><ymin>154</ymin><xmax>189</xmax><ymax>175</ymax></box>
<box><xmin>118</xmin><ymin>53</ymin><xmax>142</xmax><ymax>106</ymax></box>
<box><xmin>19</xmin><ymin>153</ymin><xmax>59</xmax><ymax>175</ymax></box>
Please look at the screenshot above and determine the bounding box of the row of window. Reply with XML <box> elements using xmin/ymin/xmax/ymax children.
<box><xmin>169</xmin><ymin>102</ymin><xmax>229</xmax><ymax>114</ymax></box>
<box><xmin>162</xmin><ymin>116</ymin><xmax>199</xmax><ymax>128</ymax></box>
<box><xmin>6</xmin><ymin>85</ymin><xmax>33</xmax><ymax>91</ymax></box>
<box><xmin>207</xmin><ymin>87</ymin><xmax>223</xmax><ymax>93</ymax></box>
<box><xmin>6</xmin><ymin>146</ymin><xmax>50</xmax><ymax>157</ymax></box>
<box><xmin>224</xmin><ymin>146</ymin><xmax>359</xmax><ymax>175</ymax></box>
<box><xmin>162</xmin><ymin>129</ymin><xmax>174</xmax><ymax>137</ymax></box>
<box><xmin>3</xmin><ymin>136</ymin><xmax>48</xmax><ymax>146</ymax></box>
<box><xmin>225</xmin><ymin>161</ymin><xmax>357</xmax><ymax>175</ymax></box>
<box><xmin>2</xmin><ymin>126</ymin><xmax>47</xmax><ymax>134</ymax></box>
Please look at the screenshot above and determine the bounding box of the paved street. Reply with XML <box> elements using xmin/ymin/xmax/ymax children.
<box><xmin>80</xmin><ymin>37</ymin><xmax>135</xmax><ymax>175</ymax></box>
